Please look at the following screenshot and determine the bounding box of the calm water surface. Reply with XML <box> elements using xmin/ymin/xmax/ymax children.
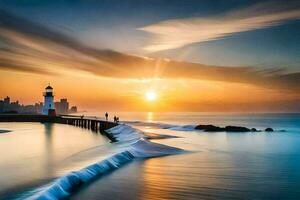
<box><xmin>0</xmin><ymin>122</ymin><xmax>111</xmax><ymax>199</ymax></box>
<box><xmin>0</xmin><ymin>113</ymin><xmax>300</xmax><ymax>200</ymax></box>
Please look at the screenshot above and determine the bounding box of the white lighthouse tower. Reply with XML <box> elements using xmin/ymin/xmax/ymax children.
<box><xmin>42</xmin><ymin>84</ymin><xmax>55</xmax><ymax>115</ymax></box>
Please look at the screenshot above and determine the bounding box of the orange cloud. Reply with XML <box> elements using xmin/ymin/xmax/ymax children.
<box><xmin>0</xmin><ymin>9</ymin><xmax>300</xmax><ymax>95</ymax></box>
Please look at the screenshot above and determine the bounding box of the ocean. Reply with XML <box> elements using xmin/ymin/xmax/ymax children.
<box><xmin>0</xmin><ymin>112</ymin><xmax>299</xmax><ymax>200</ymax></box>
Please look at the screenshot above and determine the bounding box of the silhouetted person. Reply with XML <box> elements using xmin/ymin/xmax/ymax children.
<box><xmin>116</xmin><ymin>117</ymin><xmax>119</xmax><ymax>123</ymax></box>
<box><xmin>105</xmin><ymin>112</ymin><xmax>108</xmax><ymax>121</ymax></box>
<box><xmin>113</xmin><ymin>116</ymin><xmax>117</xmax><ymax>123</ymax></box>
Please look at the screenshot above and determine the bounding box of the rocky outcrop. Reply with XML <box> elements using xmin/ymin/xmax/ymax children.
<box><xmin>224</xmin><ymin>126</ymin><xmax>250</xmax><ymax>132</ymax></box>
<box><xmin>195</xmin><ymin>124</ymin><xmax>273</xmax><ymax>133</ymax></box>
<box><xmin>0</xmin><ymin>129</ymin><xmax>11</xmax><ymax>134</ymax></box>
<box><xmin>194</xmin><ymin>125</ymin><xmax>223</xmax><ymax>132</ymax></box>
<box><xmin>265</xmin><ymin>128</ymin><xmax>274</xmax><ymax>132</ymax></box>
<box><xmin>195</xmin><ymin>124</ymin><xmax>252</xmax><ymax>132</ymax></box>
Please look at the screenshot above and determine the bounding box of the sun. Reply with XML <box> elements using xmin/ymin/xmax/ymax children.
<box><xmin>145</xmin><ymin>91</ymin><xmax>157</xmax><ymax>101</ymax></box>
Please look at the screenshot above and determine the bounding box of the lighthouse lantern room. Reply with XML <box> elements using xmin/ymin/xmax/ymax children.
<box><xmin>42</xmin><ymin>85</ymin><xmax>56</xmax><ymax>116</ymax></box>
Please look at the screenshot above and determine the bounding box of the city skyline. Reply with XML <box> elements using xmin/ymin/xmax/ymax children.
<box><xmin>0</xmin><ymin>86</ymin><xmax>78</xmax><ymax>114</ymax></box>
<box><xmin>0</xmin><ymin>0</ymin><xmax>300</xmax><ymax>112</ymax></box>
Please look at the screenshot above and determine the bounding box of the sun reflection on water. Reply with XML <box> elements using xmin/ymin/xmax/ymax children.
<box><xmin>147</xmin><ymin>112</ymin><xmax>153</xmax><ymax>122</ymax></box>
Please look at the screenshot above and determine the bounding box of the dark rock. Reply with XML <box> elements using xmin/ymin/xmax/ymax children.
<box><xmin>195</xmin><ymin>125</ymin><xmax>224</xmax><ymax>132</ymax></box>
<box><xmin>251</xmin><ymin>128</ymin><xmax>257</xmax><ymax>132</ymax></box>
<box><xmin>195</xmin><ymin>124</ymin><xmax>256</xmax><ymax>132</ymax></box>
<box><xmin>265</xmin><ymin>128</ymin><xmax>274</xmax><ymax>132</ymax></box>
<box><xmin>224</xmin><ymin>126</ymin><xmax>251</xmax><ymax>132</ymax></box>
<box><xmin>0</xmin><ymin>129</ymin><xmax>11</xmax><ymax>134</ymax></box>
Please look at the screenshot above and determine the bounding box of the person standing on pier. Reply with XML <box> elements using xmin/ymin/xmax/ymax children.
<box><xmin>105</xmin><ymin>112</ymin><xmax>108</xmax><ymax>121</ymax></box>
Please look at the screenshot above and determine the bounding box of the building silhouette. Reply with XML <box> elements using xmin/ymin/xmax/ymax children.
<box><xmin>4</xmin><ymin>96</ymin><xmax>10</xmax><ymax>105</ymax></box>
<box><xmin>70</xmin><ymin>106</ymin><xmax>77</xmax><ymax>113</ymax></box>
<box><xmin>55</xmin><ymin>98</ymin><xmax>69</xmax><ymax>114</ymax></box>
<box><xmin>0</xmin><ymin>96</ymin><xmax>43</xmax><ymax>114</ymax></box>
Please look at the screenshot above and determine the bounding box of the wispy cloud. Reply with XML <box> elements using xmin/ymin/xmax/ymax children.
<box><xmin>140</xmin><ymin>0</ymin><xmax>300</xmax><ymax>52</ymax></box>
<box><xmin>0</xmin><ymin>9</ymin><xmax>300</xmax><ymax>92</ymax></box>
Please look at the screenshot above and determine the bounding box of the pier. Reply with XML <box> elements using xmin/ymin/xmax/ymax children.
<box><xmin>0</xmin><ymin>114</ymin><xmax>118</xmax><ymax>141</ymax></box>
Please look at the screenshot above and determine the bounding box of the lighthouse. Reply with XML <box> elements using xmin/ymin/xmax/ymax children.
<box><xmin>42</xmin><ymin>85</ymin><xmax>56</xmax><ymax>116</ymax></box>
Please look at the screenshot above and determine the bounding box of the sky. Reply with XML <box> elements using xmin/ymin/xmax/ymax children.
<box><xmin>0</xmin><ymin>0</ymin><xmax>300</xmax><ymax>112</ymax></box>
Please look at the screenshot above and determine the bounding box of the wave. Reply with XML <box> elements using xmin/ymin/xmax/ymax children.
<box><xmin>22</xmin><ymin>124</ymin><xmax>183</xmax><ymax>200</ymax></box>
<box><xmin>105</xmin><ymin>124</ymin><xmax>146</xmax><ymax>142</ymax></box>
<box><xmin>124</xmin><ymin>120</ymin><xmax>196</xmax><ymax>131</ymax></box>
<box><xmin>160</xmin><ymin>124</ymin><xmax>196</xmax><ymax>131</ymax></box>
